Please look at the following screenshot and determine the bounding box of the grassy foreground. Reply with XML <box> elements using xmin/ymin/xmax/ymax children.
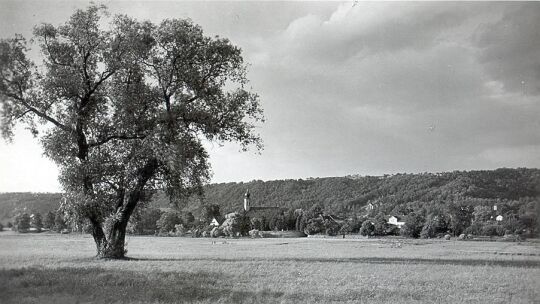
<box><xmin>0</xmin><ymin>232</ymin><xmax>539</xmax><ymax>303</ymax></box>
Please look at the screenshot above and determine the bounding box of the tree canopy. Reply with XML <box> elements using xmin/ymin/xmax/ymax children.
<box><xmin>0</xmin><ymin>5</ymin><xmax>263</xmax><ymax>258</ymax></box>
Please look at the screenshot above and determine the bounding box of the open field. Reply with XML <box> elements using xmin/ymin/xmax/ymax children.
<box><xmin>0</xmin><ymin>232</ymin><xmax>539</xmax><ymax>304</ymax></box>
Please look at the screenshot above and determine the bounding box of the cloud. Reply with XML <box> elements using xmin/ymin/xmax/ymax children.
<box><xmin>473</xmin><ymin>3</ymin><xmax>540</xmax><ymax>95</ymax></box>
<box><xmin>237</xmin><ymin>2</ymin><xmax>540</xmax><ymax>179</ymax></box>
<box><xmin>1</xmin><ymin>2</ymin><xmax>538</xmax><ymax>190</ymax></box>
<box><xmin>257</xmin><ymin>2</ymin><xmax>485</xmax><ymax>67</ymax></box>
<box><xmin>479</xmin><ymin>145</ymin><xmax>540</xmax><ymax>168</ymax></box>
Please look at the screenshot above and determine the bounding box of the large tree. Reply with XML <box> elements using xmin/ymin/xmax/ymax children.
<box><xmin>0</xmin><ymin>6</ymin><xmax>263</xmax><ymax>258</ymax></box>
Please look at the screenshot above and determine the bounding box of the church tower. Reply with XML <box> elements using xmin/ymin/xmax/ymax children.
<box><xmin>243</xmin><ymin>189</ymin><xmax>251</xmax><ymax>212</ymax></box>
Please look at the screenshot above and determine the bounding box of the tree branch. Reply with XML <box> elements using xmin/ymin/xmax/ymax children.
<box><xmin>4</xmin><ymin>91</ymin><xmax>72</xmax><ymax>133</ymax></box>
<box><xmin>14</xmin><ymin>109</ymin><xmax>32</xmax><ymax>120</ymax></box>
<box><xmin>122</xmin><ymin>158</ymin><xmax>158</xmax><ymax>218</ymax></box>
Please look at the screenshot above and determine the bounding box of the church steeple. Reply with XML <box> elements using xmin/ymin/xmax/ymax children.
<box><xmin>243</xmin><ymin>189</ymin><xmax>251</xmax><ymax>212</ymax></box>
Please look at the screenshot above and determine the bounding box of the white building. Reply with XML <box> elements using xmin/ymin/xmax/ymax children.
<box><xmin>388</xmin><ymin>216</ymin><xmax>405</xmax><ymax>228</ymax></box>
<box><xmin>210</xmin><ymin>217</ymin><xmax>220</xmax><ymax>226</ymax></box>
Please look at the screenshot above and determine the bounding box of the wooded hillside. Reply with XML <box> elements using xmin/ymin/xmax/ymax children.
<box><xmin>0</xmin><ymin>193</ymin><xmax>62</xmax><ymax>225</ymax></box>
<box><xmin>1</xmin><ymin>168</ymin><xmax>538</xmax><ymax>224</ymax></box>
<box><xmin>184</xmin><ymin>168</ymin><xmax>539</xmax><ymax>215</ymax></box>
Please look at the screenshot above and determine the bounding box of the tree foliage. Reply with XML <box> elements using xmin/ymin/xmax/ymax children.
<box><xmin>304</xmin><ymin>217</ymin><xmax>324</xmax><ymax>235</ymax></box>
<box><xmin>15</xmin><ymin>213</ymin><xmax>31</xmax><ymax>232</ymax></box>
<box><xmin>0</xmin><ymin>5</ymin><xmax>262</xmax><ymax>258</ymax></box>
<box><xmin>250</xmin><ymin>217</ymin><xmax>264</xmax><ymax>230</ymax></box>
<box><xmin>175</xmin><ymin>168</ymin><xmax>538</xmax><ymax>221</ymax></box>
<box><xmin>156</xmin><ymin>210</ymin><xmax>182</xmax><ymax>234</ymax></box>
<box><xmin>31</xmin><ymin>213</ymin><xmax>43</xmax><ymax>231</ymax></box>
<box><xmin>339</xmin><ymin>221</ymin><xmax>352</xmax><ymax>236</ymax></box>
<box><xmin>360</xmin><ymin>221</ymin><xmax>374</xmax><ymax>236</ymax></box>
<box><xmin>53</xmin><ymin>211</ymin><xmax>67</xmax><ymax>232</ymax></box>
<box><xmin>400</xmin><ymin>212</ymin><xmax>424</xmax><ymax>238</ymax></box>
<box><xmin>43</xmin><ymin>211</ymin><xmax>56</xmax><ymax>230</ymax></box>
<box><xmin>200</xmin><ymin>204</ymin><xmax>221</xmax><ymax>224</ymax></box>
<box><xmin>220</xmin><ymin>212</ymin><xmax>241</xmax><ymax>236</ymax></box>
<box><xmin>128</xmin><ymin>207</ymin><xmax>161</xmax><ymax>235</ymax></box>
<box><xmin>372</xmin><ymin>213</ymin><xmax>388</xmax><ymax>236</ymax></box>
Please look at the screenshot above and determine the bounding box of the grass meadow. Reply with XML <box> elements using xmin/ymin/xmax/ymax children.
<box><xmin>0</xmin><ymin>232</ymin><xmax>539</xmax><ymax>303</ymax></box>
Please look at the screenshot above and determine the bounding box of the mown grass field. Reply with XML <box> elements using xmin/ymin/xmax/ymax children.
<box><xmin>0</xmin><ymin>232</ymin><xmax>539</xmax><ymax>303</ymax></box>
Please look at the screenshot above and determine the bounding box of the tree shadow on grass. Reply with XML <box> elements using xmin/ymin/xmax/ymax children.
<box><xmin>129</xmin><ymin>256</ymin><xmax>540</xmax><ymax>268</ymax></box>
<box><xmin>0</xmin><ymin>267</ymin><xmax>284</xmax><ymax>304</ymax></box>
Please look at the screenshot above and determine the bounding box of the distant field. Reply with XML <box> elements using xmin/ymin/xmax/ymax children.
<box><xmin>0</xmin><ymin>232</ymin><xmax>539</xmax><ymax>304</ymax></box>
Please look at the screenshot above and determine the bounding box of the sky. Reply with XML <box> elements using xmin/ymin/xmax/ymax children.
<box><xmin>0</xmin><ymin>1</ymin><xmax>539</xmax><ymax>192</ymax></box>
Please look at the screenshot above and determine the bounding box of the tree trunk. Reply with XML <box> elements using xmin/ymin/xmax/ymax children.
<box><xmin>90</xmin><ymin>218</ymin><xmax>129</xmax><ymax>259</ymax></box>
<box><xmin>91</xmin><ymin>220</ymin><xmax>107</xmax><ymax>255</ymax></box>
<box><xmin>92</xmin><ymin>159</ymin><xmax>158</xmax><ymax>259</ymax></box>
<box><xmin>102</xmin><ymin>221</ymin><xmax>128</xmax><ymax>259</ymax></box>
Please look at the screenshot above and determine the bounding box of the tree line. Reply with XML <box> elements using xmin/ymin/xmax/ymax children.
<box><xmin>3</xmin><ymin>168</ymin><xmax>539</xmax><ymax>238</ymax></box>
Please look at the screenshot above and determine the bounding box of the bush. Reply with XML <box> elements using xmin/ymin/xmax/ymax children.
<box><xmin>269</xmin><ymin>215</ymin><xmax>286</xmax><ymax>231</ymax></box>
<box><xmin>360</xmin><ymin>221</ymin><xmax>375</xmax><ymax>236</ymax></box>
<box><xmin>373</xmin><ymin>214</ymin><xmax>388</xmax><ymax>236</ymax></box>
<box><xmin>53</xmin><ymin>212</ymin><xmax>67</xmax><ymax>232</ymax></box>
<box><xmin>221</xmin><ymin>213</ymin><xmax>241</xmax><ymax>236</ymax></box>
<box><xmin>249</xmin><ymin>229</ymin><xmax>261</xmax><ymax>238</ymax></box>
<box><xmin>156</xmin><ymin>211</ymin><xmax>182</xmax><ymax>234</ymax></box>
<box><xmin>304</xmin><ymin>218</ymin><xmax>324</xmax><ymax>235</ymax></box>
<box><xmin>182</xmin><ymin>212</ymin><xmax>195</xmax><ymax>228</ymax></box>
<box><xmin>464</xmin><ymin>221</ymin><xmax>483</xmax><ymax>236</ymax></box>
<box><xmin>174</xmin><ymin>224</ymin><xmax>187</xmax><ymax>237</ymax></box>
<box><xmin>518</xmin><ymin>213</ymin><xmax>537</xmax><ymax>235</ymax></box>
<box><xmin>324</xmin><ymin>219</ymin><xmax>339</xmax><ymax>236</ymax></box>
<box><xmin>339</xmin><ymin>221</ymin><xmax>352</xmax><ymax>236</ymax></box>
<box><xmin>325</xmin><ymin>227</ymin><xmax>338</xmax><ymax>236</ymax></box>
<box><xmin>15</xmin><ymin>213</ymin><xmax>31</xmax><ymax>232</ymax></box>
<box><xmin>43</xmin><ymin>211</ymin><xmax>55</xmax><ymax>230</ymax></box>
<box><xmin>210</xmin><ymin>227</ymin><xmax>223</xmax><ymax>238</ymax></box>
<box><xmin>350</xmin><ymin>218</ymin><xmax>363</xmax><ymax>233</ymax></box>
<box><xmin>502</xmin><ymin>234</ymin><xmax>522</xmax><ymax>242</ymax></box>
<box><xmin>421</xmin><ymin>214</ymin><xmax>449</xmax><ymax>238</ymax></box>
<box><xmin>482</xmin><ymin>224</ymin><xmax>505</xmax><ymax>237</ymax></box>
<box><xmin>191</xmin><ymin>228</ymin><xmax>202</xmax><ymax>238</ymax></box>
<box><xmin>130</xmin><ymin>208</ymin><xmax>162</xmax><ymax>235</ymax></box>
<box><xmin>400</xmin><ymin>212</ymin><xmax>424</xmax><ymax>238</ymax></box>
<box><xmin>386</xmin><ymin>225</ymin><xmax>400</xmax><ymax>236</ymax></box>
<box><xmin>250</xmin><ymin>217</ymin><xmax>264</xmax><ymax>231</ymax></box>
<box><xmin>420</xmin><ymin>221</ymin><xmax>436</xmax><ymax>239</ymax></box>
<box><xmin>503</xmin><ymin>217</ymin><xmax>524</xmax><ymax>235</ymax></box>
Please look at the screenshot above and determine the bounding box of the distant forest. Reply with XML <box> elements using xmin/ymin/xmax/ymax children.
<box><xmin>183</xmin><ymin>168</ymin><xmax>540</xmax><ymax>215</ymax></box>
<box><xmin>1</xmin><ymin>168</ymin><xmax>538</xmax><ymax>226</ymax></box>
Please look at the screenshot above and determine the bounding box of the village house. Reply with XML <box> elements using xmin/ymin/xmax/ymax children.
<box><xmin>365</xmin><ymin>201</ymin><xmax>383</xmax><ymax>211</ymax></box>
<box><xmin>387</xmin><ymin>216</ymin><xmax>406</xmax><ymax>228</ymax></box>
<box><xmin>210</xmin><ymin>217</ymin><xmax>221</xmax><ymax>227</ymax></box>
